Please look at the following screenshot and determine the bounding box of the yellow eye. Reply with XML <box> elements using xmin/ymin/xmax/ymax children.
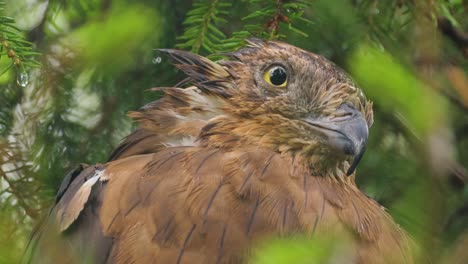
<box><xmin>264</xmin><ymin>65</ymin><xmax>288</xmax><ymax>87</ymax></box>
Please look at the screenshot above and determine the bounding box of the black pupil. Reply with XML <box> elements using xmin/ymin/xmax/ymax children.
<box><xmin>269</xmin><ymin>67</ymin><xmax>287</xmax><ymax>85</ymax></box>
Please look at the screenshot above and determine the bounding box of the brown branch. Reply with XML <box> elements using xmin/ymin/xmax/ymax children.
<box><xmin>441</xmin><ymin>88</ymin><xmax>468</xmax><ymax>113</ymax></box>
<box><xmin>27</xmin><ymin>1</ymin><xmax>49</xmax><ymax>43</ymax></box>
<box><xmin>448</xmin><ymin>163</ymin><xmax>468</xmax><ymax>187</ymax></box>
<box><xmin>445</xmin><ymin>201</ymin><xmax>468</xmax><ymax>232</ymax></box>
<box><xmin>1</xmin><ymin>37</ymin><xmax>21</xmax><ymax>66</ymax></box>
<box><xmin>0</xmin><ymin>169</ymin><xmax>39</xmax><ymax>220</ymax></box>
<box><xmin>437</xmin><ymin>17</ymin><xmax>468</xmax><ymax>57</ymax></box>
<box><xmin>265</xmin><ymin>0</ymin><xmax>289</xmax><ymax>39</ymax></box>
<box><xmin>0</xmin><ymin>142</ymin><xmax>41</xmax><ymax>220</ymax></box>
<box><xmin>88</xmin><ymin>96</ymin><xmax>117</xmax><ymax>136</ymax></box>
<box><xmin>456</xmin><ymin>123</ymin><xmax>468</xmax><ymax>140</ymax></box>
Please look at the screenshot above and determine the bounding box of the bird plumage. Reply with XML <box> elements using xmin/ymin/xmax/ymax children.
<box><xmin>26</xmin><ymin>39</ymin><xmax>413</xmax><ymax>264</ymax></box>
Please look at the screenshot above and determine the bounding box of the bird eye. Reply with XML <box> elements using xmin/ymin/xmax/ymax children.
<box><xmin>264</xmin><ymin>66</ymin><xmax>288</xmax><ymax>87</ymax></box>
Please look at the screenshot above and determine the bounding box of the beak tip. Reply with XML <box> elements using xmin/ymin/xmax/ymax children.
<box><xmin>345</xmin><ymin>144</ymin><xmax>367</xmax><ymax>176</ymax></box>
<box><xmin>346</xmin><ymin>162</ymin><xmax>356</xmax><ymax>176</ymax></box>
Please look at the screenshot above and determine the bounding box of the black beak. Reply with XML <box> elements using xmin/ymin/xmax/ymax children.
<box><xmin>302</xmin><ymin>103</ymin><xmax>368</xmax><ymax>176</ymax></box>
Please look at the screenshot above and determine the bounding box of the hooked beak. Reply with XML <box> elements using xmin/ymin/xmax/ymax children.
<box><xmin>302</xmin><ymin>103</ymin><xmax>368</xmax><ymax>176</ymax></box>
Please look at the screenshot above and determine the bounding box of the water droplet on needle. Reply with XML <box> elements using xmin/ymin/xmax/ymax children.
<box><xmin>17</xmin><ymin>72</ymin><xmax>29</xmax><ymax>87</ymax></box>
<box><xmin>152</xmin><ymin>56</ymin><xmax>162</xmax><ymax>64</ymax></box>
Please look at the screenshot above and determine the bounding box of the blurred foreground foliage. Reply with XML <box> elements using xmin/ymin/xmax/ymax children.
<box><xmin>0</xmin><ymin>0</ymin><xmax>467</xmax><ymax>263</ymax></box>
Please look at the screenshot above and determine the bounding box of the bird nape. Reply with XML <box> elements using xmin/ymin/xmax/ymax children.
<box><xmin>25</xmin><ymin>39</ymin><xmax>413</xmax><ymax>264</ymax></box>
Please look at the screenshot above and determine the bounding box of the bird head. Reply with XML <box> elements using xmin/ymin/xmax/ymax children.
<box><xmin>160</xmin><ymin>39</ymin><xmax>373</xmax><ymax>176</ymax></box>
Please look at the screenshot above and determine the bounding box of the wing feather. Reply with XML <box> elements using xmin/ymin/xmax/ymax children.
<box><xmin>28</xmin><ymin>146</ymin><xmax>412</xmax><ymax>263</ymax></box>
<box><xmin>109</xmin><ymin>87</ymin><xmax>224</xmax><ymax>161</ymax></box>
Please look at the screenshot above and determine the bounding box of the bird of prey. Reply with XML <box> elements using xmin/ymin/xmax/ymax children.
<box><xmin>26</xmin><ymin>39</ymin><xmax>413</xmax><ymax>264</ymax></box>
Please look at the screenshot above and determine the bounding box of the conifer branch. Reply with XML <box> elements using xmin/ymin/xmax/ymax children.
<box><xmin>0</xmin><ymin>2</ymin><xmax>40</xmax><ymax>80</ymax></box>
<box><xmin>177</xmin><ymin>0</ymin><xmax>231</xmax><ymax>54</ymax></box>
<box><xmin>217</xmin><ymin>0</ymin><xmax>311</xmax><ymax>52</ymax></box>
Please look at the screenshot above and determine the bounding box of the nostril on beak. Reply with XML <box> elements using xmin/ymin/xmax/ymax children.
<box><xmin>334</xmin><ymin>103</ymin><xmax>358</xmax><ymax>118</ymax></box>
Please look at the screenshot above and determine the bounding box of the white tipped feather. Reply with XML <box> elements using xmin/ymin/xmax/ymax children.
<box><xmin>56</xmin><ymin>169</ymin><xmax>105</xmax><ymax>232</ymax></box>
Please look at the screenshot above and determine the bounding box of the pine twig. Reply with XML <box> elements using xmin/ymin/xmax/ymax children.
<box><xmin>0</xmin><ymin>1</ymin><xmax>40</xmax><ymax>80</ymax></box>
